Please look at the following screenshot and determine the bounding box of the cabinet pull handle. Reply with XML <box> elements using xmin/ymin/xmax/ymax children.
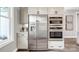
<box><xmin>37</xmin><ymin>11</ymin><xmax>39</xmax><ymax>14</ymax></box>
<box><xmin>58</xmin><ymin>46</ymin><xmax>62</xmax><ymax>47</ymax></box>
<box><xmin>55</xmin><ymin>11</ymin><xmax>58</xmax><ymax>14</ymax></box>
<box><xmin>50</xmin><ymin>46</ymin><xmax>54</xmax><ymax>47</ymax></box>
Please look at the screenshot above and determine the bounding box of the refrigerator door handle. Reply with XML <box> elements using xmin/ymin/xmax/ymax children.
<box><xmin>31</xmin><ymin>26</ymin><xmax>32</xmax><ymax>31</ymax></box>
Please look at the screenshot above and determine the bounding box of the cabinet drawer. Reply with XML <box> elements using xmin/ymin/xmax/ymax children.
<box><xmin>18</xmin><ymin>36</ymin><xmax>28</xmax><ymax>40</ymax></box>
<box><xmin>18</xmin><ymin>35</ymin><xmax>28</xmax><ymax>40</ymax></box>
<box><xmin>18</xmin><ymin>34</ymin><xmax>27</xmax><ymax>37</ymax></box>
<box><xmin>48</xmin><ymin>41</ymin><xmax>64</xmax><ymax>49</ymax></box>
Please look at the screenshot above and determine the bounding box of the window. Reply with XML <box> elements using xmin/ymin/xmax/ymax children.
<box><xmin>65</xmin><ymin>15</ymin><xmax>73</xmax><ymax>31</ymax></box>
<box><xmin>0</xmin><ymin>7</ymin><xmax>10</xmax><ymax>41</ymax></box>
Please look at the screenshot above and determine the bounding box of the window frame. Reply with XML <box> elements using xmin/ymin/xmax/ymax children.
<box><xmin>0</xmin><ymin>7</ymin><xmax>14</xmax><ymax>48</ymax></box>
<box><xmin>65</xmin><ymin>15</ymin><xmax>73</xmax><ymax>31</ymax></box>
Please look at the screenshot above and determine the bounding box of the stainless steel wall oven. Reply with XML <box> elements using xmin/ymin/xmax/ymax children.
<box><xmin>50</xmin><ymin>32</ymin><xmax>62</xmax><ymax>38</ymax></box>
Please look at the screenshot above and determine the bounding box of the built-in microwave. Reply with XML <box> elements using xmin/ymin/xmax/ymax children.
<box><xmin>50</xmin><ymin>32</ymin><xmax>62</xmax><ymax>38</ymax></box>
<box><xmin>50</xmin><ymin>20</ymin><xmax>62</xmax><ymax>24</ymax></box>
<box><xmin>49</xmin><ymin>17</ymin><xmax>63</xmax><ymax>24</ymax></box>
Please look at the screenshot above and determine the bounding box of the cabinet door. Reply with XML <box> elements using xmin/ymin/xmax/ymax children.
<box><xmin>48</xmin><ymin>7</ymin><xmax>55</xmax><ymax>14</ymax></box>
<box><xmin>54</xmin><ymin>7</ymin><xmax>64</xmax><ymax>15</ymax></box>
<box><xmin>17</xmin><ymin>33</ymin><xmax>28</xmax><ymax>49</ymax></box>
<box><xmin>20</xmin><ymin>7</ymin><xmax>28</xmax><ymax>24</ymax></box>
<box><xmin>48</xmin><ymin>7</ymin><xmax>64</xmax><ymax>15</ymax></box>
<box><xmin>28</xmin><ymin>7</ymin><xmax>38</xmax><ymax>14</ymax></box>
<box><xmin>18</xmin><ymin>37</ymin><xmax>28</xmax><ymax>49</ymax></box>
<box><xmin>38</xmin><ymin>7</ymin><xmax>48</xmax><ymax>14</ymax></box>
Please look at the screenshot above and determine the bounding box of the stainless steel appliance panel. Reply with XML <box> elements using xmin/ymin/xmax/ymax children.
<box><xmin>36</xmin><ymin>15</ymin><xmax>48</xmax><ymax>49</ymax></box>
<box><xmin>29</xmin><ymin>15</ymin><xmax>37</xmax><ymax>50</ymax></box>
<box><xmin>29</xmin><ymin>15</ymin><xmax>48</xmax><ymax>50</ymax></box>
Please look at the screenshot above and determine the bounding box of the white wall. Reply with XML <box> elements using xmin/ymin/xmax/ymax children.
<box><xmin>0</xmin><ymin>7</ymin><xmax>20</xmax><ymax>52</ymax></box>
<box><xmin>63</xmin><ymin>9</ymin><xmax>77</xmax><ymax>38</ymax></box>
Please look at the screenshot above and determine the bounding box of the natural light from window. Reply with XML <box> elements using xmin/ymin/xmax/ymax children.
<box><xmin>0</xmin><ymin>7</ymin><xmax>12</xmax><ymax>48</ymax></box>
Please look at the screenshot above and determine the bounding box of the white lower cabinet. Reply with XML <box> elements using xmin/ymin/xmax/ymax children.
<box><xmin>17</xmin><ymin>32</ymin><xmax>28</xmax><ymax>49</ymax></box>
<box><xmin>48</xmin><ymin>41</ymin><xmax>64</xmax><ymax>49</ymax></box>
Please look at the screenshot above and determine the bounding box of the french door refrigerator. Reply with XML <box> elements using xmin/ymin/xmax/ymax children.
<box><xmin>28</xmin><ymin>15</ymin><xmax>48</xmax><ymax>50</ymax></box>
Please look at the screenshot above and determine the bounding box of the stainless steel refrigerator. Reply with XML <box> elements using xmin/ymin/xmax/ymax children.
<box><xmin>28</xmin><ymin>15</ymin><xmax>48</xmax><ymax>50</ymax></box>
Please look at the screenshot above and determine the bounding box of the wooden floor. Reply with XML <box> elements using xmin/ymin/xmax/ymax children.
<box><xmin>63</xmin><ymin>38</ymin><xmax>79</xmax><ymax>52</ymax></box>
<box><xmin>17</xmin><ymin>38</ymin><xmax>79</xmax><ymax>52</ymax></box>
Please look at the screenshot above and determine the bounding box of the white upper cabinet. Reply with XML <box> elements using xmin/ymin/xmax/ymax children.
<box><xmin>20</xmin><ymin>7</ymin><xmax>28</xmax><ymax>24</ymax></box>
<box><xmin>28</xmin><ymin>7</ymin><xmax>38</xmax><ymax>14</ymax></box>
<box><xmin>48</xmin><ymin>7</ymin><xmax>55</xmax><ymax>14</ymax></box>
<box><xmin>38</xmin><ymin>7</ymin><xmax>48</xmax><ymax>14</ymax></box>
<box><xmin>28</xmin><ymin>7</ymin><xmax>48</xmax><ymax>14</ymax></box>
<box><xmin>48</xmin><ymin>7</ymin><xmax>64</xmax><ymax>15</ymax></box>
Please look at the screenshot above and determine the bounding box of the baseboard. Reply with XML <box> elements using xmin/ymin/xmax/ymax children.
<box><xmin>64</xmin><ymin>36</ymin><xmax>77</xmax><ymax>39</ymax></box>
<box><xmin>64</xmin><ymin>37</ymin><xmax>77</xmax><ymax>39</ymax></box>
<box><xmin>12</xmin><ymin>48</ymin><xmax>17</xmax><ymax>52</ymax></box>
